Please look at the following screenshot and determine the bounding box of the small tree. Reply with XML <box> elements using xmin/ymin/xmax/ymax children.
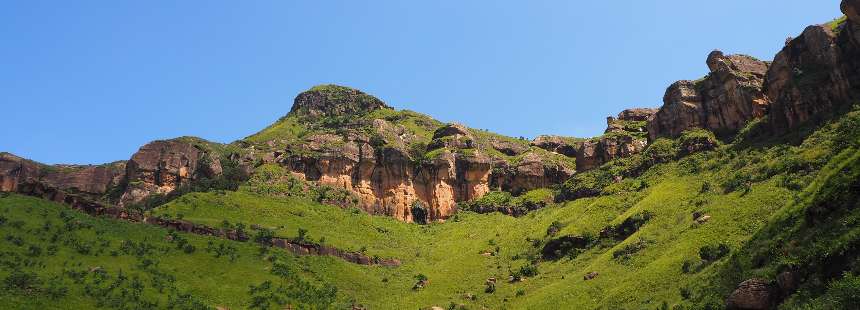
<box><xmin>253</xmin><ymin>228</ymin><xmax>275</xmax><ymax>246</ymax></box>
<box><xmin>297</xmin><ymin>228</ymin><xmax>308</xmax><ymax>243</ymax></box>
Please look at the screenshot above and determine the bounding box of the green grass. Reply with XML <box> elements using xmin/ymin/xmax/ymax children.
<box><xmin>0</xmin><ymin>194</ymin><xmax>355</xmax><ymax>309</ymax></box>
<box><xmin>148</xmin><ymin>109</ymin><xmax>860</xmax><ymax>309</ymax></box>
<box><xmin>828</xmin><ymin>15</ymin><xmax>848</xmax><ymax>34</ymax></box>
<box><xmin>6</xmin><ymin>98</ymin><xmax>860</xmax><ymax>309</ymax></box>
<box><xmin>147</xmin><ymin>140</ymin><xmax>824</xmax><ymax>308</ymax></box>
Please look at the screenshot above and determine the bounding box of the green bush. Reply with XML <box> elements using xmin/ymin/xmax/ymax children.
<box><xmin>645</xmin><ymin>139</ymin><xmax>679</xmax><ymax>163</ymax></box>
<box><xmin>698</xmin><ymin>243</ymin><xmax>730</xmax><ymax>261</ymax></box>
<box><xmin>460</xmin><ymin>189</ymin><xmax>552</xmax><ymax>216</ymax></box>
<box><xmin>4</xmin><ymin>270</ymin><xmax>41</xmax><ymax>292</ymax></box>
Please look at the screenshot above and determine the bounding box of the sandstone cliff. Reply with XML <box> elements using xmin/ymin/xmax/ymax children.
<box><xmin>0</xmin><ymin>152</ymin><xmax>125</xmax><ymax>199</ymax></box>
<box><xmin>766</xmin><ymin>9</ymin><xmax>860</xmax><ymax>134</ymax></box>
<box><xmin>531</xmin><ymin>108</ymin><xmax>656</xmax><ymax>173</ymax></box>
<box><xmin>250</xmin><ymin>86</ymin><xmax>575</xmax><ymax>222</ymax></box>
<box><xmin>648</xmin><ymin>51</ymin><xmax>769</xmax><ymax>140</ymax></box>
<box><xmin>119</xmin><ymin>139</ymin><xmax>226</xmax><ymax>206</ymax></box>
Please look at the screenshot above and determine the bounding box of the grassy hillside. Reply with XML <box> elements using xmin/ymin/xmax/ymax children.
<box><xmin>3</xmin><ymin>102</ymin><xmax>859</xmax><ymax>308</ymax></box>
<box><xmin>144</xmin><ymin>108</ymin><xmax>860</xmax><ymax>309</ymax></box>
<box><xmin>0</xmin><ymin>194</ymin><xmax>357</xmax><ymax>309</ymax></box>
<box><xmin>242</xmin><ymin>85</ymin><xmax>575</xmax><ymax>170</ymax></box>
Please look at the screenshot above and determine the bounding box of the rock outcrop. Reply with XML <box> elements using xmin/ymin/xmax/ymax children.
<box><xmin>260</xmin><ymin>88</ymin><xmax>577</xmax><ymax>222</ymax></box>
<box><xmin>273</xmin><ymin>124</ymin><xmax>495</xmax><ymax>222</ymax></box>
<box><xmin>0</xmin><ymin>152</ymin><xmax>126</xmax><ymax>199</ymax></box>
<box><xmin>766</xmin><ymin>17</ymin><xmax>860</xmax><ymax>133</ymax></box>
<box><xmin>532</xmin><ymin>108</ymin><xmax>654</xmax><ymax>172</ymax></box>
<box><xmin>574</xmin><ymin>134</ymin><xmax>649</xmax><ymax>172</ymax></box>
<box><xmin>289</xmin><ymin>85</ymin><xmax>390</xmax><ymax>119</ymax></box>
<box><xmin>726</xmin><ymin>279</ymin><xmax>778</xmax><ymax>310</ymax></box>
<box><xmin>0</xmin><ymin>153</ymin><xmax>42</xmax><ymax>192</ymax></box>
<box><xmin>119</xmin><ymin>140</ymin><xmax>223</xmax><ymax>206</ymax></box>
<box><xmin>649</xmin><ymin>51</ymin><xmax>769</xmax><ymax>140</ymax></box>
<box><xmin>530</xmin><ymin>136</ymin><xmax>578</xmax><ymax>157</ymax></box>
<box><xmin>490</xmin><ymin>153</ymin><xmax>573</xmax><ymax>194</ymax></box>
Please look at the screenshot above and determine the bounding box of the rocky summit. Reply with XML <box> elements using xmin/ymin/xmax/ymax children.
<box><xmin>2</xmin><ymin>1</ymin><xmax>860</xmax><ymax>309</ymax></box>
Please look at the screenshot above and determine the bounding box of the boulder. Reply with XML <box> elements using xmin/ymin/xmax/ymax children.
<box><xmin>726</xmin><ymin>279</ymin><xmax>778</xmax><ymax>310</ymax></box>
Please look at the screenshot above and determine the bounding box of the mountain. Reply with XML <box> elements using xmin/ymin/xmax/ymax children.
<box><xmin>1</xmin><ymin>1</ymin><xmax>859</xmax><ymax>309</ymax></box>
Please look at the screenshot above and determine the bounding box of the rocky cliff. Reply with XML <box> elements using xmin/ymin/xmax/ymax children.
<box><xmin>119</xmin><ymin>139</ymin><xmax>226</xmax><ymax>206</ymax></box>
<box><xmin>531</xmin><ymin>108</ymin><xmax>655</xmax><ymax>172</ymax></box>
<box><xmin>0</xmin><ymin>152</ymin><xmax>125</xmax><ymax>199</ymax></box>
<box><xmin>766</xmin><ymin>9</ymin><xmax>860</xmax><ymax>134</ymax></box>
<box><xmin>250</xmin><ymin>86</ymin><xmax>574</xmax><ymax>222</ymax></box>
<box><xmin>648</xmin><ymin>51</ymin><xmax>769</xmax><ymax>140</ymax></box>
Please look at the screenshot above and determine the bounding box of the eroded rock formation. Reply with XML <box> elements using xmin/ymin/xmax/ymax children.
<box><xmin>278</xmin><ymin>138</ymin><xmax>494</xmax><ymax>222</ymax></box>
<box><xmin>648</xmin><ymin>51</ymin><xmax>769</xmax><ymax>140</ymax></box>
<box><xmin>119</xmin><ymin>140</ymin><xmax>223</xmax><ymax>206</ymax></box>
<box><xmin>766</xmin><ymin>15</ymin><xmax>860</xmax><ymax>133</ymax></box>
<box><xmin>531</xmin><ymin>108</ymin><xmax>655</xmax><ymax>172</ymax></box>
<box><xmin>0</xmin><ymin>152</ymin><xmax>125</xmax><ymax>198</ymax></box>
<box><xmin>530</xmin><ymin>135</ymin><xmax>578</xmax><ymax>157</ymax></box>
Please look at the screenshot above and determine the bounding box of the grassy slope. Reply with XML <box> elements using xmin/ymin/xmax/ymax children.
<box><xmin>149</xmin><ymin>110</ymin><xmax>860</xmax><ymax>309</ymax></box>
<box><xmin>4</xmin><ymin>101</ymin><xmax>858</xmax><ymax>308</ymax></box>
<box><xmin>152</xmin><ymin>162</ymin><xmax>791</xmax><ymax>309</ymax></box>
<box><xmin>0</xmin><ymin>194</ymin><xmax>365</xmax><ymax>309</ymax></box>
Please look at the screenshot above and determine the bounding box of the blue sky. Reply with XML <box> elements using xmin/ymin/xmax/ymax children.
<box><xmin>0</xmin><ymin>0</ymin><xmax>843</xmax><ymax>164</ymax></box>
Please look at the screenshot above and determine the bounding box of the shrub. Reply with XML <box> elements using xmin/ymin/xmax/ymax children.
<box><xmin>43</xmin><ymin>278</ymin><xmax>68</xmax><ymax>299</ymax></box>
<box><xmin>253</xmin><ymin>228</ymin><xmax>275</xmax><ymax>246</ymax></box>
<box><xmin>644</xmin><ymin>139</ymin><xmax>679</xmax><ymax>163</ymax></box>
<box><xmin>26</xmin><ymin>245</ymin><xmax>42</xmax><ymax>257</ymax></box>
<box><xmin>699</xmin><ymin>243</ymin><xmax>730</xmax><ymax>261</ymax></box>
<box><xmin>4</xmin><ymin>270</ymin><xmax>41</xmax><ymax>292</ymax></box>
<box><xmin>680</xmin><ymin>287</ymin><xmax>692</xmax><ymax>300</ymax></box>
<box><xmin>296</xmin><ymin>228</ymin><xmax>308</xmax><ymax>243</ymax></box>
<box><xmin>612</xmin><ymin>238</ymin><xmax>652</xmax><ymax>262</ymax></box>
<box><xmin>556</xmin><ymin>169</ymin><xmax>613</xmax><ymax>201</ymax></box>
<box><xmin>546</xmin><ymin>221</ymin><xmax>565</xmax><ymax>237</ymax></box>
<box><xmin>519</xmin><ymin>264</ymin><xmax>539</xmax><ymax>277</ymax></box>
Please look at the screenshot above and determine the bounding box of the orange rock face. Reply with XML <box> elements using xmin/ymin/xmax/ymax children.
<box><xmin>276</xmin><ymin>135</ymin><xmax>499</xmax><ymax>222</ymax></box>
<box><xmin>119</xmin><ymin>140</ymin><xmax>222</xmax><ymax>206</ymax></box>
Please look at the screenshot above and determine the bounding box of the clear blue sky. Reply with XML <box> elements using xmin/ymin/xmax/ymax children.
<box><xmin>1</xmin><ymin>0</ymin><xmax>842</xmax><ymax>164</ymax></box>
